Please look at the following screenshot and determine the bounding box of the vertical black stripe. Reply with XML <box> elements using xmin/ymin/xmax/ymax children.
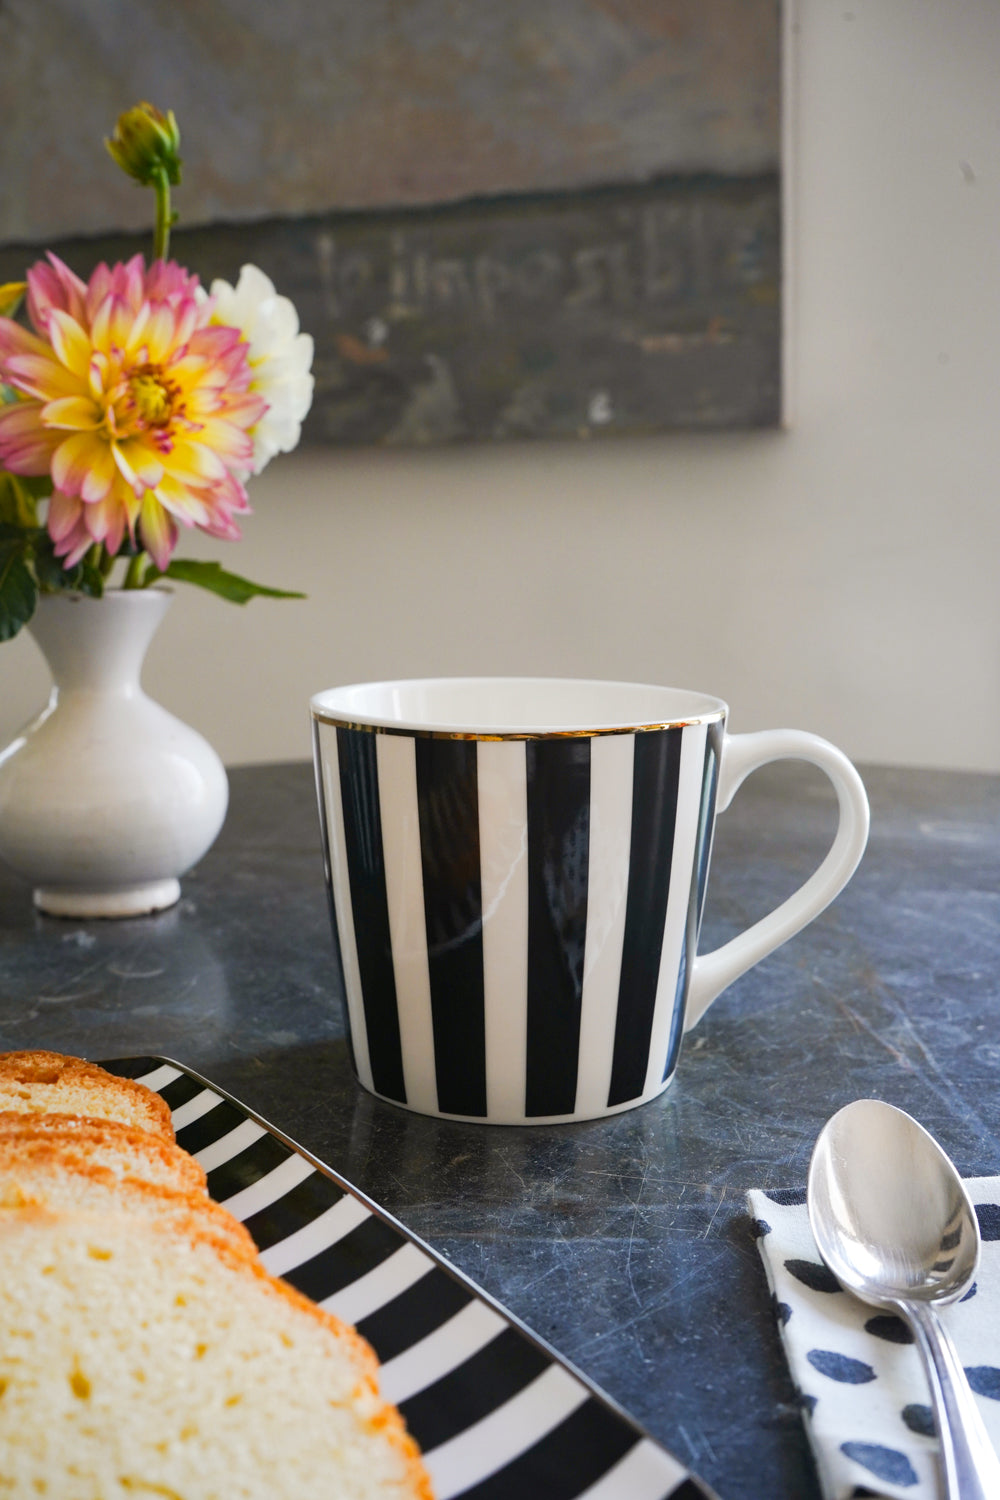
<box><xmin>660</xmin><ymin>938</ymin><xmax>690</xmax><ymax>1086</ymax></box>
<box><xmin>693</xmin><ymin>721</ymin><xmax>723</xmax><ymax>936</ymax></box>
<box><xmin>525</xmin><ymin>737</ymin><xmax>591</xmax><ymax>1117</ymax></box>
<box><xmin>415</xmin><ymin>738</ymin><xmax>487</xmax><ymax>1116</ymax></box>
<box><xmin>608</xmin><ymin>728</ymin><xmax>684</xmax><ymax>1107</ymax></box>
<box><xmin>312</xmin><ymin>719</ymin><xmax>335</xmax><ymax>905</ymax></box>
<box><xmin>313</xmin><ymin>722</ymin><xmax>356</xmax><ymax>1076</ymax></box>
<box><xmin>663</xmin><ymin>721</ymin><xmax>722</xmax><ymax>1083</ymax></box>
<box><xmin>337</xmin><ymin>727</ymin><xmax>406</xmax><ymax>1103</ymax></box>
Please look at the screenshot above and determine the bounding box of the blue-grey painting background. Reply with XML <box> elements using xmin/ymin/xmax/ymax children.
<box><xmin>0</xmin><ymin>0</ymin><xmax>781</xmax><ymax>442</ymax></box>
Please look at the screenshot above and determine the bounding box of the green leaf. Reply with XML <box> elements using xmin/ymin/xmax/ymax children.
<box><xmin>0</xmin><ymin>472</ymin><xmax>41</xmax><ymax>528</ymax></box>
<box><xmin>77</xmin><ymin>557</ymin><xmax>105</xmax><ymax>599</ymax></box>
<box><xmin>32</xmin><ymin>532</ymin><xmax>92</xmax><ymax>595</ymax></box>
<box><xmin>152</xmin><ymin>558</ymin><xmax>306</xmax><ymax>604</ymax></box>
<box><xmin>32</xmin><ymin>542</ymin><xmax>72</xmax><ymax>591</ymax></box>
<box><xmin>18</xmin><ymin>475</ymin><xmax>54</xmax><ymax>500</ymax></box>
<box><xmin>0</xmin><ymin>522</ymin><xmax>45</xmax><ymax>558</ymax></box>
<box><xmin>0</xmin><ymin>535</ymin><xmax>37</xmax><ymax>641</ymax></box>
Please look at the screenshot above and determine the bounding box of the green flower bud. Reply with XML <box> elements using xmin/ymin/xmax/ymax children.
<box><xmin>106</xmin><ymin>103</ymin><xmax>182</xmax><ymax>187</ymax></box>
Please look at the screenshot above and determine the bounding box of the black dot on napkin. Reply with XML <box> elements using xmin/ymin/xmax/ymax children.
<box><xmin>965</xmin><ymin>1366</ymin><xmax>1000</xmax><ymax>1400</ymax></box>
<box><xmin>902</xmin><ymin>1403</ymin><xmax>936</xmax><ymax>1437</ymax></box>
<box><xmin>807</xmin><ymin>1349</ymin><xmax>877</xmax><ymax>1384</ymax></box>
<box><xmin>840</xmin><ymin>1440</ymin><xmax>919</xmax><ymax>1487</ymax></box>
<box><xmin>784</xmin><ymin>1258</ymin><xmax>842</xmax><ymax>1293</ymax></box>
<box><xmin>975</xmin><ymin>1203</ymin><xmax>1000</xmax><ymax>1240</ymax></box>
<box><xmin>763</xmin><ymin>1186</ymin><xmax>808</xmax><ymax>1206</ymax></box>
<box><xmin>750</xmin><ymin>1217</ymin><xmax>772</xmax><ymax>1239</ymax></box>
<box><xmin>864</xmin><ymin>1313</ymin><xmax>913</xmax><ymax>1344</ymax></box>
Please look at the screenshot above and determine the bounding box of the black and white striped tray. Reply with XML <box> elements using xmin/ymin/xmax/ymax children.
<box><xmin>102</xmin><ymin>1056</ymin><xmax>715</xmax><ymax>1500</ymax></box>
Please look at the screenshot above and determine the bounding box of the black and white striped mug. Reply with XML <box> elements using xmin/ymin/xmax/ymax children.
<box><xmin>311</xmin><ymin>678</ymin><xmax>869</xmax><ymax>1125</ymax></box>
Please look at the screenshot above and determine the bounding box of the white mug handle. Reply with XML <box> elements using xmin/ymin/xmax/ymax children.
<box><xmin>684</xmin><ymin>729</ymin><xmax>870</xmax><ymax>1031</ymax></box>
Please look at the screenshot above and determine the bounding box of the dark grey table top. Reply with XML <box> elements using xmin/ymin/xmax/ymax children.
<box><xmin>1</xmin><ymin>758</ymin><xmax>998</xmax><ymax>1500</ymax></box>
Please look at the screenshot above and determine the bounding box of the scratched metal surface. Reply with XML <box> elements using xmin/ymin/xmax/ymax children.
<box><xmin>1</xmin><ymin>759</ymin><xmax>998</xmax><ymax>1500</ymax></box>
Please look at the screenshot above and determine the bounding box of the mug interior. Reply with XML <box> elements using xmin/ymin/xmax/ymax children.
<box><xmin>311</xmin><ymin>677</ymin><xmax>727</xmax><ymax>735</ymax></box>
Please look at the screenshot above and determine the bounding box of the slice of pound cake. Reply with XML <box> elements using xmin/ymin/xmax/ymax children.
<box><xmin>0</xmin><ymin>1113</ymin><xmax>206</xmax><ymax>1193</ymax></box>
<box><xmin>0</xmin><ymin>1050</ymin><xmax>174</xmax><ymax>1138</ymax></box>
<box><xmin>0</xmin><ymin>1209</ymin><xmax>430</xmax><ymax>1499</ymax></box>
<box><xmin>0</xmin><ymin>1054</ymin><xmax>433</xmax><ymax>1499</ymax></box>
<box><xmin>0</xmin><ymin>1121</ymin><xmax>257</xmax><ymax>1262</ymax></box>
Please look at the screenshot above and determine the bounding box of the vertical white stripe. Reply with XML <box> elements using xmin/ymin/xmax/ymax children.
<box><xmin>643</xmin><ymin>723</ymin><xmax>707</xmax><ymax>1094</ymax></box>
<box><xmin>317</xmin><ymin>722</ymin><xmax>374</xmax><ymax>1093</ymax></box>
<box><xmin>575</xmin><ymin>732</ymin><xmax>635</xmax><ymax>1117</ymax></box>
<box><xmin>169</xmin><ymin>1088</ymin><xmax>224</xmax><ymax>1131</ymax></box>
<box><xmin>477</xmin><ymin>739</ymin><xmax>529</xmax><ymax>1122</ymax></box>
<box><xmin>193</xmin><ymin>1119</ymin><xmax>267</xmax><ymax>1173</ymax></box>
<box><xmin>377</xmin><ymin>732</ymin><xmax>437</xmax><ymax>1114</ymax></box>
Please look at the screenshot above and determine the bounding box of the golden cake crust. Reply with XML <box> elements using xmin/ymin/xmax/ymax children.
<box><xmin>0</xmin><ymin>1050</ymin><xmax>174</xmax><ymax>1138</ymax></box>
<box><xmin>0</xmin><ymin>1112</ymin><xmax>206</xmax><ymax>1191</ymax></box>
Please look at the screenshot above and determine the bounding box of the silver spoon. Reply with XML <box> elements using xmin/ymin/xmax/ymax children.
<box><xmin>807</xmin><ymin>1099</ymin><xmax>1000</xmax><ymax>1499</ymax></box>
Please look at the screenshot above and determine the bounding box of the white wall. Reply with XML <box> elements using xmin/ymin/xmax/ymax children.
<box><xmin>2</xmin><ymin>0</ymin><xmax>999</xmax><ymax>772</ymax></box>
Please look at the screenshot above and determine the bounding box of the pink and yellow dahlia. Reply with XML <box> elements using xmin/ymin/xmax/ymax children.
<box><xmin>0</xmin><ymin>253</ymin><xmax>268</xmax><ymax>570</ymax></box>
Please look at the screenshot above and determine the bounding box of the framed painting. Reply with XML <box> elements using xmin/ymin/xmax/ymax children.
<box><xmin>0</xmin><ymin>1</ymin><xmax>782</xmax><ymax>445</ymax></box>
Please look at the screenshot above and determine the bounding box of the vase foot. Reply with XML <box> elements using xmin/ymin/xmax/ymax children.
<box><xmin>33</xmin><ymin>878</ymin><xmax>182</xmax><ymax>919</ymax></box>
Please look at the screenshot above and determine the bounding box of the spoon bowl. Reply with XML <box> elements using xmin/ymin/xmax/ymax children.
<box><xmin>808</xmin><ymin>1099</ymin><xmax>1000</xmax><ymax>1500</ymax></box>
<box><xmin>808</xmin><ymin>1097</ymin><xmax>979</xmax><ymax>1306</ymax></box>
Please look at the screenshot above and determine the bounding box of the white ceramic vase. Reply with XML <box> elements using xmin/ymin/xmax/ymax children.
<box><xmin>0</xmin><ymin>588</ymin><xmax>228</xmax><ymax>918</ymax></box>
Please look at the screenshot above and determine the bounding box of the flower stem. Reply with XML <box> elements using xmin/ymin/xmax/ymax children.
<box><xmin>99</xmin><ymin>545</ymin><xmax>117</xmax><ymax>579</ymax></box>
<box><xmin>123</xmin><ymin>551</ymin><xmax>147</xmax><ymax>589</ymax></box>
<box><xmin>152</xmin><ymin>167</ymin><xmax>171</xmax><ymax>261</ymax></box>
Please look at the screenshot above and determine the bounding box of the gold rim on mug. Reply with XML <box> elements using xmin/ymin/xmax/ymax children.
<box><xmin>309</xmin><ymin>677</ymin><xmax>729</xmax><ymax>740</ymax></box>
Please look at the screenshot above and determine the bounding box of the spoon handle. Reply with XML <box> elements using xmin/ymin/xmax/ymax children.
<box><xmin>903</xmin><ymin>1299</ymin><xmax>1000</xmax><ymax>1500</ymax></box>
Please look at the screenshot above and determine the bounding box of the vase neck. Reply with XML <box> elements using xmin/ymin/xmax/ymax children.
<box><xmin>28</xmin><ymin>590</ymin><xmax>173</xmax><ymax>694</ymax></box>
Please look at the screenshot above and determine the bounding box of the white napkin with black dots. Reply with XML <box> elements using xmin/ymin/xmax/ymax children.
<box><xmin>746</xmin><ymin>1180</ymin><xmax>1000</xmax><ymax>1499</ymax></box>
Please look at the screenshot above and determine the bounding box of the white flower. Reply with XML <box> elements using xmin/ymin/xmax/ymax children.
<box><xmin>208</xmin><ymin>264</ymin><xmax>314</xmax><ymax>475</ymax></box>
